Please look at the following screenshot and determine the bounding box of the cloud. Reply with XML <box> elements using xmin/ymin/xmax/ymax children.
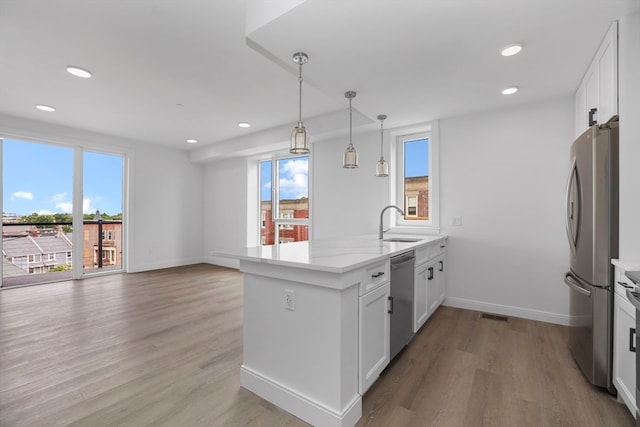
<box><xmin>279</xmin><ymin>159</ymin><xmax>308</xmax><ymax>199</ymax></box>
<box><xmin>11</xmin><ymin>191</ymin><xmax>34</xmax><ymax>200</ymax></box>
<box><xmin>51</xmin><ymin>193</ymin><xmax>93</xmax><ymax>214</ymax></box>
<box><xmin>82</xmin><ymin>198</ymin><xmax>94</xmax><ymax>214</ymax></box>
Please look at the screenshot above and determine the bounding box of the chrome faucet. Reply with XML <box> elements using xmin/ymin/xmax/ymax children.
<box><xmin>379</xmin><ymin>205</ymin><xmax>404</xmax><ymax>239</ymax></box>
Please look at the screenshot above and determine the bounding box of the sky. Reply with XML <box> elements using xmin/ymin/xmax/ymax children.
<box><xmin>2</xmin><ymin>139</ymin><xmax>123</xmax><ymax>216</ymax></box>
<box><xmin>404</xmin><ymin>138</ymin><xmax>429</xmax><ymax>178</ymax></box>
<box><xmin>261</xmin><ymin>156</ymin><xmax>308</xmax><ymax>201</ymax></box>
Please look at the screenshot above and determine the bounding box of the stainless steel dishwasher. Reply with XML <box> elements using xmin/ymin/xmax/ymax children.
<box><xmin>389</xmin><ymin>250</ymin><xmax>415</xmax><ymax>360</ymax></box>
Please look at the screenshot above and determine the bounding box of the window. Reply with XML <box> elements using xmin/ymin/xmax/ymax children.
<box><xmin>259</xmin><ymin>155</ymin><xmax>309</xmax><ymax>245</ymax></box>
<box><xmin>394</xmin><ymin>126</ymin><xmax>439</xmax><ymax>230</ymax></box>
<box><xmin>406</xmin><ymin>195</ymin><xmax>418</xmax><ymax>217</ymax></box>
<box><xmin>2</xmin><ymin>138</ymin><xmax>126</xmax><ymax>287</ymax></box>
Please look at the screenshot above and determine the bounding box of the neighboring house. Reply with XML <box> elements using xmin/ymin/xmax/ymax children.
<box><xmin>260</xmin><ymin>199</ymin><xmax>309</xmax><ymax>245</ymax></box>
<box><xmin>82</xmin><ymin>222</ymin><xmax>123</xmax><ymax>269</ymax></box>
<box><xmin>2</xmin><ymin>233</ymin><xmax>72</xmax><ymax>274</ymax></box>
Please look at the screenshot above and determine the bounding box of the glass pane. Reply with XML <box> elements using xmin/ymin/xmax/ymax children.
<box><xmin>277</xmin><ymin>156</ymin><xmax>308</xmax><ymax>219</ymax></box>
<box><xmin>82</xmin><ymin>151</ymin><xmax>123</xmax><ymax>273</ymax></box>
<box><xmin>260</xmin><ymin>160</ymin><xmax>274</xmax><ymax>245</ymax></box>
<box><xmin>403</xmin><ymin>138</ymin><xmax>429</xmax><ymax>220</ymax></box>
<box><xmin>278</xmin><ymin>224</ymin><xmax>309</xmax><ymax>244</ymax></box>
<box><xmin>2</xmin><ymin>139</ymin><xmax>74</xmax><ymax>287</ymax></box>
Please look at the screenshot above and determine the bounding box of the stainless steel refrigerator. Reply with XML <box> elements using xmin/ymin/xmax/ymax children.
<box><xmin>564</xmin><ymin>116</ymin><xmax>618</xmax><ymax>392</ymax></box>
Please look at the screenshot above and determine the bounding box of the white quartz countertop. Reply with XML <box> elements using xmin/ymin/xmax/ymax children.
<box><xmin>214</xmin><ymin>234</ymin><xmax>446</xmax><ymax>274</ymax></box>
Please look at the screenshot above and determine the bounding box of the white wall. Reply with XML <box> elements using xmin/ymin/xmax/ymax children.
<box><xmin>439</xmin><ymin>97</ymin><xmax>574</xmax><ymax>323</ymax></box>
<box><xmin>204</xmin><ymin>156</ymin><xmax>249</xmax><ymax>268</ymax></box>
<box><xmin>0</xmin><ymin>114</ymin><xmax>205</xmax><ymax>274</ymax></box>
<box><xmin>618</xmin><ymin>11</ymin><xmax>640</xmax><ymax>263</ymax></box>
<box><xmin>130</xmin><ymin>145</ymin><xmax>205</xmax><ymax>272</ymax></box>
<box><xmin>312</xmin><ymin>131</ymin><xmax>391</xmax><ymax>239</ymax></box>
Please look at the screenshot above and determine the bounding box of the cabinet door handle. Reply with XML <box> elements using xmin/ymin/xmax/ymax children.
<box><xmin>588</xmin><ymin>108</ymin><xmax>597</xmax><ymax>126</ymax></box>
<box><xmin>439</xmin><ymin>260</ymin><xmax>444</xmax><ymax>272</ymax></box>
<box><xmin>388</xmin><ymin>296</ymin><xmax>394</xmax><ymax>314</ymax></box>
<box><xmin>619</xmin><ymin>281</ymin><xmax>634</xmax><ymax>289</ymax></box>
<box><xmin>630</xmin><ymin>328</ymin><xmax>636</xmax><ymax>353</ymax></box>
<box><xmin>428</xmin><ymin>267</ymin><xmax>434</xmax><ymax>280</ymax></box>
<box><xmin>372</xmin><ymin>271</ymin><xmax>385</xmax><ymax>278</ymax></box>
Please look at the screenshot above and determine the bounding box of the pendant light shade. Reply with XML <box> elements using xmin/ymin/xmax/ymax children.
<box><xmin>290</xmin><ymin>52</ymin><xmax>310</xmax><ymax>154</ymax></box>
<box><xmin>342</xmin><ymin>91</ymin><xmax>358</xmax><ymax>168</ymax></box>
<box><xmin>375</xmin><ymin>114</ymin><xmax>389</xmax><ymax>177</ymax></box>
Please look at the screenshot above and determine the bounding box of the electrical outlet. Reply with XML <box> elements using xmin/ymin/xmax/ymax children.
<box><xmin>284</xmin><ymin>289</ymin><xmax>295</xmax><ymax>311</ymax></box>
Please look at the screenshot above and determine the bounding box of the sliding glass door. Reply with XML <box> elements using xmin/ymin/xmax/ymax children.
<box><xmin>82</xmin><ymin>151</ymin><xmax>124</xmax><ymax>275</ymax></box>
<box><xmin>1</xmin><ymin>138</ymin><xmax>125</xmax><ymax>287</ymax></box>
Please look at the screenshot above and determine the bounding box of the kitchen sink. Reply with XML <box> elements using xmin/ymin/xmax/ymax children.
<box><xmin>383</xmin><ymin>237</ymin><xmax>421</xmax><ymax>243</ymax></box>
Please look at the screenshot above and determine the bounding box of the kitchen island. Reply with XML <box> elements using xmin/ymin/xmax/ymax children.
<box><xmin>215</xmin><ymin>235</ymin><xmax>447</xmax><ymax>427</ymax></box>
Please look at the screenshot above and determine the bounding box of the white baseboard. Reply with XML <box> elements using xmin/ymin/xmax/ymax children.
<box><xmin>240</xmin><ymin>365</ymin><xmax>362</xmax><ymax>427</ymax></box>
<box><xmin>444</xmin><ymin>296</ymin><xmax>570</xmax><ymax>326</ymax></box>
<box><xmin>208</xmin><ymin>256</ymin><xmax>240</xmax><ymax>269</ymax></box>
<box><xmin>127</xmin><ymin>256</ymin><xmax>206</xmax><ymax>273</ymax></box>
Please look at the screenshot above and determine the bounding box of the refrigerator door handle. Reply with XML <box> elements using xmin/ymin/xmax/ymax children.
<box><xmin>564</xmin><ymin>158</ymin><xmax>579</xmax><ymax>256</ymax></box>
<box><xmin>564</xmin><ymin>273</ymin><xmax>592</xmax><ymax>297</ymax></box>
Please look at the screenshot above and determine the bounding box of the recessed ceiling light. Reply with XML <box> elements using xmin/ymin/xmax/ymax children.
<box><xmin>237</xmin><ymin>122</ymin><xmax>251</xmax><ymax>128</ymax></box>
<box><xmin>502</xmin><ymin>87</ymin><xmax>519</xmax><ymax>95</ymax></box>
<box><xmin>36</xmin><ymin>104</ymin><xmax>56</xmax><ymax>112</ymax></box>
<box><xmin>501</xmin><ymin>44</ymin><xmax>523</xmax><ymax>57</ymax></box>
<box><xmin>66</xmin><ymin>66</ymin><xmax>92</xmax><ymax>78</ymax></box>
<box><xmin>186</xmin><ymin>139</ymin><xmax>198</xmax><ymax>144</ymax></box>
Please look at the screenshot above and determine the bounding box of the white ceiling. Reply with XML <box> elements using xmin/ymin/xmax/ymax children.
<box><xmin>0</xmin><ymin>0</ymin><xmax>637</xmax><ymax>157</ymax></box>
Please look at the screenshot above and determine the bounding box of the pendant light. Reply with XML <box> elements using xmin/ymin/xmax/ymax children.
<box><xmin>342</xmin><ymin>91</ymin><xmax>358</xmax><ymax>168</ymax></box>
<box><xmin>290</xmin><ymin>52</ymin><xmax>310</xmax><ymax>154</ymax></box>
<box><xmin>375</xmin><ymin>114</ymin><xmax>389</xmax><ymax>177</ymax></box>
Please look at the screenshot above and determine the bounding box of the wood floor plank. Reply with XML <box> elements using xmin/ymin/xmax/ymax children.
<box><xmin>0</xmin><ymin>265</ymin><xmax>634</xmax><ymax>427</ymax></box>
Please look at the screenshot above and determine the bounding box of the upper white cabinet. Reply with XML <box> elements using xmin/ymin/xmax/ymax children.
<box><xmin>575</xmin><ymin>21</ymin><xmax>618</xmax><ymax>136</ymax></box>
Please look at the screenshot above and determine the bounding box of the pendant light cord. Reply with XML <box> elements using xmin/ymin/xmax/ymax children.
<box><xmin>298</xmin><ymin>61</ymin><xmax>303</xmax><ymax>127</ymax></box>
<box><xmin>349</xmin><ymin>97</ymin><xmax>353</xmax><ymax>147</ymax></box>
<box><xmin>379</xmin><ymin>118</ymin><xmax>384</xmax><ymax>158</ymax></box>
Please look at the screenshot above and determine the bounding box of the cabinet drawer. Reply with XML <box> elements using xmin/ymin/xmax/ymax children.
<box><xmin>614</xmin><ymin>262</ymin><xmax>639</xmax><ymax>297</ymax></box>
<box><xmin>415</xmin><ymin>239</ymin><xmax>447</xmax><ymax>266</ymax></box>
<box><xmin>360</xmin><ymin>260</ymin><xmax>390</xmax><ymax>296</ymax></box>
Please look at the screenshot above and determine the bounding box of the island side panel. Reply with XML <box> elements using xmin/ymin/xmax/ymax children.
<box><xmin>241</xmin><ymin>266</ymin><xmax>361</xmax><ymax>424</ymax></box>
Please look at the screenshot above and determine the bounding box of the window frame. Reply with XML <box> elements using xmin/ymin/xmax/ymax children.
<box><xmin>258</xmin><ymin>153</ymin><xmax>310</xmax><ymax>246</ymax></box>
<box><xmin>390</xmin><ymin>122</ymin><xmax>440</xmax><ymax>232</ymax></box>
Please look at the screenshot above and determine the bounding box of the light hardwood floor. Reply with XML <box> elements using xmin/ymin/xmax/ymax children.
<box><xmin>0</xmin><ymin>264</ymin><xmax>634</xmax><ymax>426</ymax></box>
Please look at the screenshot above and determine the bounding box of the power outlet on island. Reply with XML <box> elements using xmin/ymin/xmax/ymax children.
<box><xmin>284</xmin><ymin>289</ymin><xmax>295</xmax><ymax>311</ymax></box>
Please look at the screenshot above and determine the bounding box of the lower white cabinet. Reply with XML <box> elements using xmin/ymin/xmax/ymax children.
<box><xmin>358</xmin><ymin>281</ymin><xmax>391</xmax><ymax>394</ymax></box>
<box><xmin>613</xmin><ymin>260</ymin><xmax>638</xmax><ymax>418</ymax></box>
<box><xmin>614</xmin><ymin>292</ymin><xmax>636</xmax><ymax>415</ymax></box>
<box><xmin>414</xmin><ymin>263</ymin><xmax>429</xmax><ymax>331</ymax></box>
<box><xmin>413</xmin><ymin>240</ymin><xmax>447</xmax><ymax>333</ymax></box>
<box><xmin>436</xmin><ymin>254</ymin><xmax>446</xmax><ymax>306</ymax></box>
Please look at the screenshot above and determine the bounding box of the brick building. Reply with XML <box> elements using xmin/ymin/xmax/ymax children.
<box><xmin>404</xmin><ymin>176</ymin><xmax>429</xmax><ymax>220</ymax></box>
<box><xmin>260</xmin><ymin>199</ymin><xmax>309</xmax><ymax>245</ymax></box>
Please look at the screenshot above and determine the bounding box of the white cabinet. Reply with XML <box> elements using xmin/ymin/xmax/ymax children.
<box><xmin>358</xmin><ymin>262</ymin><xmax>391</xmax><ymax>395</ymax></box>
<box><xmin>574</xmin><ymin>21</ymin><xmax>618</xmax><ymax>136</ymax></box>
<box><xmin>435</xmin><ymin>254</ymin><xmax>446</xmax><ymax>306</ymax></box>
<box><xmin>413</xmin><ymin>239</ymin><xmax>447</xmax><ymax>333</ymax></box>
<box><xmin>612</xmin><ymin>260</ymin><xmax>638</xmax><ymax>418</ymax></box>
<box><xmin>414</xmin><ymin>262</ymin><xmax>429</xmax><ymax>332</ymax></box>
